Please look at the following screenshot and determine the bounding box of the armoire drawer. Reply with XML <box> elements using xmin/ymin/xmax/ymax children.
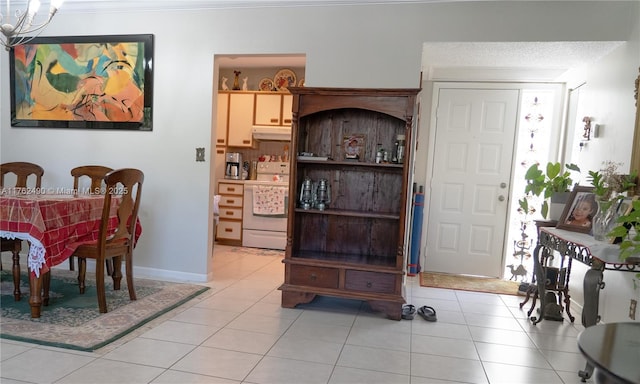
<box><xmin>289</xmin><ymin>265</ymin><xmax>339</xmax><ymax>289</ymax></box>
<box><xmin>344</xmin><ymin>270</ymin><xmax>396</xmax><ymax>294</ymax></box>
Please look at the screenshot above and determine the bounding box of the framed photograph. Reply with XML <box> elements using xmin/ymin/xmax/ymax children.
<box><xmin>343</xmin><ymin>134</ymin><xmax>366</xmax><ymax>160</ymax></box>
<box><xmin>557</xmin><ymin>186</ymin><xmax>597</xmax><ymax>234</ymax></box>
<box><xmin>9</xmin><ymin>34</ymin><xmax>154</xmax><ymax>130</ymax></box>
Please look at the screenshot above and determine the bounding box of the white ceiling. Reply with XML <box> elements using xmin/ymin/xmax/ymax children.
<box><xmin>214</xmin><ymin>41</ymin><xmax>625</xmax><ymax>76</ymax></box>
<box><xmin>21</xmin><ymin>0</ymin><xmax>616</xmax><ymax>12</ymax></box>
<box><xmin>422</xmin><ymin>41</ymin><xmax>625</xmax><ymax>81</ymax></box>
<box><xmin>5</xmin><ymin>0</ymin><xmax>626</xmax><ymax>79</ymax></box>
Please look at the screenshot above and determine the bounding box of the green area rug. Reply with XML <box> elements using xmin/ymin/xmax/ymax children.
<box><xmin>0</xmin><ymin>269</ymin><xmax>209</xmax><ymax>351</ymax></box>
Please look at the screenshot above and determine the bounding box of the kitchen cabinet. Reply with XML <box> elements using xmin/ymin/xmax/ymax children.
<box><xmin>254</xmin><ymin>93</ymin><xmax>293</xmax><ymax>126</ymax></box>
<box><xmin>216</xmin><ymin>181</ymin><xmax>244</xmax><ymax>245</ymax></box>
<box><xmin>227</xmin><ymin>92</ymin><xmax>255</xmax><ymax>148</ymax></box>
<box><xmin>280</xmin><ymin>87</ymin><xmax>420</xmax><ymax>320</ymax></box>
<box><xmin>282</xmin><ymin>94</ymin><xmax>293</xmax><ymax>125</ymax></box>
<box><xmin>215</xmin><ymin>92</ymin><xmax>229</xmax><ymax>146</ymax></box>
<box><xmin>254</xmin><ymin>94</ymin><xmax>281</xmax><ymax>126</ymax></box>
<box><xmin>214</xmin><ymin>148</ymin><xmax>226</xmax><ymax>188</ymax></box>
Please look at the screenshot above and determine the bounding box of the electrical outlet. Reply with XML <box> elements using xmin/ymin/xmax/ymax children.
<box><xmin>630</xmin><ymin>299</ymin><xmax>637</xmax><ymax>320</ymax></box>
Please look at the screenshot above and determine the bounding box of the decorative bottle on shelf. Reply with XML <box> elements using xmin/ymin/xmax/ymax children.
<box><xmin>396</xmin><ymin>134</ymin><xmax>405</xmax><ymax>163</ymax></box>
<box><xmin>375</xmin><ymin>144</ymin><xmax>384</xmax><ymax>164</ymax></box>
<box><xmin>232</xmin><ymin>70</ymin><xmax>241</xmax><ymax>90</ymax></box>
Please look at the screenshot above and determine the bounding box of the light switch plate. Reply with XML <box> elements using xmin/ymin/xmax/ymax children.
<box><xmin>196</xmin><ymin>147</ymin><xmax>205</xmax><ymax>162</ymax></box>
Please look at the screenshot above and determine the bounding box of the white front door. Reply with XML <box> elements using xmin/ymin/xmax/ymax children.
<box><xmin>425</xmin><ymin>88</ymin><xmax>519</xmax><ymax>278</ymax></box>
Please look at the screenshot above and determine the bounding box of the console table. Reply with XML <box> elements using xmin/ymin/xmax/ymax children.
<box><xmin>522</xmin><ymin>226</ymin><xmax>639</xmax><ymax>381</ymax></box>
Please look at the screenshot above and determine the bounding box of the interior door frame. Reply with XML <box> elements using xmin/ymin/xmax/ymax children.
<box><xmin>422</xmin><ymin>82</ymin><xmax>566</xmax><ymax>277</ymax></box>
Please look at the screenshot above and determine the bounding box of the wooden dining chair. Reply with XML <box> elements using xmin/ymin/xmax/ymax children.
<box><xmin>0</xmin><ymin>162</ymin><xmax>45</xmax><ymax>300</ymax></box>
<box><xmin>71</xmin><ymin>165</ymin><xmax>114</xmax><ymax>194</ymax></box>
<box><xmin>74</xmin><ymin>168</ymin><xmax>143</xmax><ymax>313</ymax></box>
<box><xmin>68</xmin><ymin>165</ymin><xmax>114</xmax><ymax>271</ymax></box>
<box><xmin>1</xmin><ymin>162</ymin><xmax>44</xmax><ymax>191</ymax></box>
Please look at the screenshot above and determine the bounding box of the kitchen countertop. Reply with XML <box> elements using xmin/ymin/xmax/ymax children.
<box><xmin>219</xmin><ymin>179</ymin><xmax>246</xmax><ymax>184</ymax></box>
<box><xmin>218</xmin><ymin>179</ymin><xmax>290</xmax><ymax>187</ymax></box>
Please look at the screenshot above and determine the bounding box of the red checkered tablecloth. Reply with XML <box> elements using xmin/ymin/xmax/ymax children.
<box><xmin>0</xmin><ymin>193</ymin><xmax>122</xmax><ymax>277</ymax></box>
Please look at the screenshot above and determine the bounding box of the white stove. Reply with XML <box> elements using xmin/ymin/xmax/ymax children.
<box><xmin>242</xmin><ymin>161</ymin><xmax>290</xmax><ymax>250</ymax></box>
<box><xmin>253</xmin><ymin>161</ymin><xmax>290</xmax><ymax>184</ymax></box>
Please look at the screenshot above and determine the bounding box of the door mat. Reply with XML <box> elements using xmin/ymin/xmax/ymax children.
<box><xmin>420</xmin><ymin>272</ymin><xmax>520</xmax><ymax>296</ymax></box>
<box><xmin>0</xmin><ymin>269</ymin><xmax>209</xmax><ymax>351</ymax></box>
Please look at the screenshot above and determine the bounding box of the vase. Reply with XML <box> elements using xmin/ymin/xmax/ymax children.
<box><xmin>592</xmin><ymin>199</ymin><xmax>616</xmax><ymax>241</ymax></box>
<box><xmin>232</xmin><ymin>71</ymin><xmax>241</xmax><ymax>90</ymax></box>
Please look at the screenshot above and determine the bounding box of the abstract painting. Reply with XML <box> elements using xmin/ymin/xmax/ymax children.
<box><xmin>9</xmin><ymin>34</ymin><xmax>154</xmax><ymax>130</ymax></box>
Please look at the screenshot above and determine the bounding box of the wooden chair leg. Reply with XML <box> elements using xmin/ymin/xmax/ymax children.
<box><xmin>125</xmin><ymin>253</ymin><xmax>136</xmax><ymax>301</ymax></box>
<box><xmin>111</xmin><ymin>257</ymin><xmax>122</xmax><ymax>291</ymax></box>
<box><xmin>11</xmin><ymin>242</ymin><xmax>22</xmax><ymax>301</ymax></box>
<box><xmin>106</xmin><ymin>259</ymin><xmax>113</xmax><ymax>277</ymax></box>
<box><xmin>69</xmin><ymin>256</ymin><xmax>75</xmax><ymax>271</ymax></box>
<box><xmin>78</xmin><ymin>258</ymin><xmax>87</xmax><ymax>294</ymax></box>
<box><xmin>95</xmin><ymin>258</ymin><xmax>108</xmax><ymax>313</ymax></box>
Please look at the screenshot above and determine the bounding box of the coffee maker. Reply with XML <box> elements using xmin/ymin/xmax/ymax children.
<box><xmin>225</xmin><ymin>152</ymin><xmax>242</xmax><ymax>179</ymax></box>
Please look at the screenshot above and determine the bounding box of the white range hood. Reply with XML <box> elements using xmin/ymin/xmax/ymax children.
<box><xmin>252</xmin><ymin>125</ymin><xmax>292</xmax><ymax>141</ymax></box>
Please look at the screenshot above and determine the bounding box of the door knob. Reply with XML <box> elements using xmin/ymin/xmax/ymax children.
<box><xmin>498</xmin><ymin>195</ymin><xmax>505</xmax><ymax>201</ymax></box>
<box><xmin>500</xmin><ymin>182</ymin><xmax>507</xmax><ymax>188</ymax></box>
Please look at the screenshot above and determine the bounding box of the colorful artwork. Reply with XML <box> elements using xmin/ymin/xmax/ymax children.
<box><xmin>10</xmin><ymin>34</ymin><xmax>154</xmax><ymax>130</ymax></box>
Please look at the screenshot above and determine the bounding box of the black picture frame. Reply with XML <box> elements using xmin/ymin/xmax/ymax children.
<box><xmin>9</xmin><ymin>34</ymin><xmax>154</xmax><ymax>130</ymax></box>
<box><xmin>557</xmin><ymin>186</ymin><xmax>597</xmax><ymax>234</ymax></box>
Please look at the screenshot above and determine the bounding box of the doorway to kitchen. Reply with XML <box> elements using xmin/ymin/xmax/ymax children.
<box><xmin>211</xmin><ymin>54</ymin><xmax>306</xmax><ymax>251</ymax></box>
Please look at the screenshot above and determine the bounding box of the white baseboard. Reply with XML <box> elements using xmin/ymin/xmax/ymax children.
<box><xmin>132</xmin><ymin>265</ymin><xmax>209</xmax><ymax>283</ymax></box>
<box><xmin>51</xmin><ymin>260</ymin><xmax>209</xmax><ymax>284</ymax></box>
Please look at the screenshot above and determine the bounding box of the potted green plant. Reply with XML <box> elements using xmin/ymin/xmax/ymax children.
<box><xmin>608</xmin><ymin>199</ymin><xmax>640</xmax><ymax>279</ymax></box>
<box><xmin>587</xmin><ymin>162</ymin><xmax>637</xmax><ymax>202</ymax></box>
<box><xmin>588</xmin><ymin>161</ymin><xmax>638</xmax><ymax>241</ymax></box>
<box><xmin>519</xmin><ymin>162</ymin><xmax>581</xmax><ymax>220</ymax></box>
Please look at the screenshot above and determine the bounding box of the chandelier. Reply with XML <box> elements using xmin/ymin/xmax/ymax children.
<box><xmin>0</xmin><ymin>0</ymin><xmax>63</xmax><ymax>51</ymax></box>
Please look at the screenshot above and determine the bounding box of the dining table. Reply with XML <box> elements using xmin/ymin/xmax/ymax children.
<box><xmin>0</xmin><ymin>189</ymin><xmax>136</xmax><ymax>318</ymax></box>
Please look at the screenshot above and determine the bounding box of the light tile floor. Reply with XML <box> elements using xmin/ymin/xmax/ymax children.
<box><xmin>0</xmin><ymin>244</ymin><xmax>594</xmax><ymax>384</ymax></box>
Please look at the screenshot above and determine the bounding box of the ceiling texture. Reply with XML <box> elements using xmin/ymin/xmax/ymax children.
<box><xmin>7</xmin><ymin>0</ymin><xmax>627</xmax><ymax>80</ymax></box>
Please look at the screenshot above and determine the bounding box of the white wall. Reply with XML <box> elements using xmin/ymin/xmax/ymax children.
<box><xmin>1</xmin><ymin>2</ymin><xmax>638</xmax><ymax>293</ymax></box>
<box><xmin>560</xmin><ymin>17</ymin><xmax>640</xmax><ymax>323</ymax></box>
